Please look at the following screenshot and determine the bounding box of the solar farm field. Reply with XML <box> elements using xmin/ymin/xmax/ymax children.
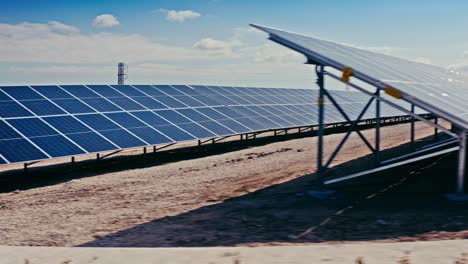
<box><xmin>0</xmin><ymin>121</ymin><xmax>466</xmax><ymax>247</ymax></box>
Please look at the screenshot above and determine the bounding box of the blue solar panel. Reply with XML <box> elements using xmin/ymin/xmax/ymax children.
<box><xmin>172</xmin><ymin>95</ymin><xmax>206</xmax><ymax>107</ymax></box>
<box><xmin>31</xmin><ymin>86</ymin><xmax>73</xmax><ymax>99</ymax></box>
<box><xmin>169</xmin><ymin>85</ymin><xmax>196</xmax><ymax>94</ymax></box>
<box><xmin>43</xmin><ymin>116</ymin><xmax>91</xmax><ymax>134</ymax></box>
<box><xmin>128</xmin><ymin>127</ymin><xmax>173</xmax><ymax>145</ymax></box>
<box><xmin>111</xmin><ymin>85</ymin><xmax>146</xmax><ymax>97</ymax></box>
<box><xmin>232</xmin><ymin>106</ymin><xmax>283</xmax><ymax>129</ymax></box>
<box><xmin>130</xmin><ymin>96</ymin><xmax>168</xmax><ymax>110</ymax></box>
<box><xmin>159</xmin><ymin>125</ymin><xmax>196</xmax><ymax>141</ymax></box>
<box><xmin>176</xmin><ymin>109</ymin><xmax>235</xmax><ymax>136</ymax></box>
<box><xmin>250</xmin><ymin>106</ymin><xmax>297</xmax><ymax>127</ymax></box>
<box><xmin>176</xmin><ymin>109</ymin><xmax>210</xmax><ymax>122</ymax></box>
<box><xmin>177</xmin><ymin>123</ymin><xmax>216</xmax><ymax>138</ymax></box>
<box><xmin>133</xmin><ymin>85</ymin><xmax>167</xmax><ymax>97</ymax></box>
<box><xmin>76</xmin><ymin>114</ymin><xmax>120</xmax><ymax>131</ymax></box>
<box><xmin>105</xmin><ymin>112</ymin><xmax>147</xmax><ymax>128</ymax></box>
<box><xmin>195</xmin><ymin>107</ymin><xmax>252</xmax><ymax>134</ymax></box>
<box><xmin>191</xmin><ymin>95</ymin><xmax>221</xmax><ymax>106</ymax></box>
<box><xmin>31</xmin><ymin>135</ymin><xmax>85</xmax><ymax>157</ymax></box>
<box><xmin>0</xmin><ymin>86</ymin><xmax>44</xmax><ymax>100</ymax></box>
<box><xmin>0</xmin><ymin>90</ymin><xmax>11</xmax><ymax>101</ymax></box>
<box><xmin>153</xmin><ymin>85</ymin><xmax>185</xmax><ymax>96</ymax></box>
<box><xmin>67</xmin><ymin>132</ymin><xmax>116</xmax><ymax>152</ymax></box>
<box><xmin>81</xmin><ymin>98</ymin><xmax>122</xmax><ymax>112</ymax></box>
<box><xmin>0</xmin><ymin>139</ymin><xmax>48</xmax><ymax>163</ymax></box>
<box><xmin>0</xmin><ymin>101</ymin><xmax>33</xmax><ymax>118</ymax></box>
<box><xmin>154</xmin><ymin>110</ymin><xmax>216</xmax><ymax>138</ymax></box>
<box><xmin>0</xmin><ymin>84</ymin><xmax>416</xmax><ymax>165</ymax></box>
<box><xmin>87</xmin><ymin>85</ymin><xmax>122</xmax><ymax>97</ymax></box>
<box><xmin>156</xmin><ymin>110</ymin><xmax>193</xmax><ymax>124</ymax></box>
<box><xmin>153</xmin><ymin>96</ymin><xmax>187</xmax><ymax>108</ymax></box>
<box><xmin>61</xmin><ymin>85</ymin><xmax>100</xmax><ymax>98</ymax></box>
<box><xmin>0</xmin><ymin>120</ymin><xmax>21</xmax><ymax>140</ymax></box>
<box><xmin>7</xmin><ymin>118</ymin><xmax>58</xmax><ymax>137</ymax></box>
<box><xmin>213</xmin><ymin>106</ymin><xmax>267</xmax><ymax>131</ymax></box>
<box><xmin>131</xmin><ymin>111</ymin><xmax>172</xmax><ymax>126</ymax></box>
<box><xmin>99</xmin><ymin>129</ymin><xmax>146</xmax><ymax>148</ymax></box>
<box><xmin>52</xmin><ymin>99</ymin><xmax>96</xmax><ymax>114</ymax></box>
<box><xmin>20</xmin><ymin>100</ymin><xmax>66</xmax><ymax>116</ymax></box>
<box><xmin>107</xmin><ymin>97</ymin><xmax>145</xmax><ymax>110</ymax></box>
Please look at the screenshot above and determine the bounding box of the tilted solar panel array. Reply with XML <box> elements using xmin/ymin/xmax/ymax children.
<box><xmin>191</xmin><ymin>86</ymin><xmax>419</xmax><ymax>126</ymax></box>
<box><xmin>0</xmin><ymin>85</ymin><xmax>417</xmax><ymax>165</ymax></box>
<box><xmin>251</xmin><ymin>24</ymin><xmax>468</xmax><ymax>129</ymax></box>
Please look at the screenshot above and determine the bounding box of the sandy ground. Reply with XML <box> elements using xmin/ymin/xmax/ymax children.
<box><xmin>1</xmin><ymin>240</ymin><xmax>467</xmax><ymax>264</ymax></box>
<box><xmin>0</xmin><ymin>122</ymin><xmax>466</xmax><ymax>247</ymax></box>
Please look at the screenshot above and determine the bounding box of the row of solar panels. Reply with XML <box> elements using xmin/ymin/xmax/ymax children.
<box><xmin>0</xmin><ymin>85</ymin><xmax>421</xmax><ymax>165</ymax></box>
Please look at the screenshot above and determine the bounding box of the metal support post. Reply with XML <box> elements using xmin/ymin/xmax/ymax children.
<box><xmin>447</xmin><ymin>131</ymin><xmax>468</xmax><ymax>201</ymax></box>
<box><xmin>411</xmin><ymin>104</ymin><xmax>415</xmax><ymax>146</ymax></box>
<box><xmin>375</xmin><ymin>90</ymin><xmax>381</xmax><ymax>165</ymax></box>
<box><xmin>143</xmin><ymin>147</ymin><xmax>147</xmax><ymax>154</ymax></box>
<box><xmin>434</xmin><ymin>117</ymin><xmax>439</xmax><ymax>141</ymax></box>
<box><xmin>457</xmin><ymin>131</ymin><xmax>466</xmax><ymax>194</ymax></box>
<box><xmin>316</xmin><ymin>65</ymin><xmax>325</xmax><ymax>182</ymax></box>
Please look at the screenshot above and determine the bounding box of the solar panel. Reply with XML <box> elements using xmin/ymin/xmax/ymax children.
<box><xmin>251</xmin><ymin>24</ymin><xmax>468</xmax><ymax>129</ymax></box>
<box><xmin>191</xmin><ymin>86</ymin><xmax>411</xmax><ymax>128</ymax></box>
<box><xmin>0</xmin><ymin>83</ymin><xmax>422</xmax><ymax>165</ymax></box>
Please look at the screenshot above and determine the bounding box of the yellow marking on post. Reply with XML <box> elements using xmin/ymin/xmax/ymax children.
<box><xmin>341</xmin><ymin>67</ymin><xmax>353</xmax><ymax>83</ymax></box>
<box><xmin>318</xmin><ymin>98</ymin><xmax>324</xmax><ymax>105</ymax></box>
<box><xmin>384</xmin><ymin>86</ymin><xmax>403</xmax><ymax>99</ymax></box>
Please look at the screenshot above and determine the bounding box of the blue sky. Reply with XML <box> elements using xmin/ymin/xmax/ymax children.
<box><xmin>2</xmin><ymin>0</ymin><xmax>468</xmax><ymax>87</ymax></box>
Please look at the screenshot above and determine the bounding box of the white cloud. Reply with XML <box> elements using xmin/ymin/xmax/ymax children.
<box><xmin>193</xmin><ymin>38</ymin><xmax>236</xmax><ymax>55</ymax></box>
<box><xmin>0</xmin><ymin>21</ymin><xmax>315</xmax><ymax>88</ymax></box>
<box><xmin>0</xmin><ymin>21</ymin><xmax>207</xmax><ymax>64</ymax></box>
<box><xmin>92</xmin><ymin>14</ymin><xmax>120</xmax><ymax>28</ymax></box>
<box><xmin>250</xmin><ymin>44</ymin><xmax>304</xmax><ymax>63</ymax></box>
<box><xmin>160</xmin><ymin>9</ymin><xmax>201</xmax><ymax>23</ymax></box>
<box><xmin>47</xmin><ymin>21</ymin><xmax>80</xmax><ymax>34</ymax></box>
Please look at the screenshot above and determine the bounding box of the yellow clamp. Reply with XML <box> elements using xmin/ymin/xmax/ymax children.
<box><xmin>384</xmin><ymin>86</ymin><xmax>403</xmax><ymax>99</ymax></box>
<box><xmin>341</xmin><ymin>67</ymin><xmax>353</xmax><ymax>83</ymax></box>
<box><xmin>318</xmin><ymin>98</ymin><xmax>325</xmax><ymax>105</ymax></box>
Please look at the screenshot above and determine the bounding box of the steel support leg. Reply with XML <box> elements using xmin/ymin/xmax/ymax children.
<box><xmin>411</xmin><ymin>104</ymin><xmax>415</xmax><ymax>146</ymax></box>
<box><xmin>316</xmin><ymin>65</ymin><xmax>325</xmax><ymax>182</ymax></box>
<box><xmin>375</xmin><ymin>90</ymin><xmax>381</xmax><ymax>165</ymax></box>
<box><xmin>434</xmin><ymin>117</ymin><xmax>439</xmax><ymax>141</ymax></box>
<box><xmin>457</xmin><ymin>132</ymin><xmax>466</xmax><ymax>194</ymax></box>
<box><xmin>446</xmin><ymin>131</ymin><xmax>468</xmax><ymax>201</ymax></box>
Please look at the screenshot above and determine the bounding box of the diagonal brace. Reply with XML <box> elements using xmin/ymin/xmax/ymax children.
<box><xmin>323</xmin><ymin>94</ymin><xmax>376</xmax><ymax>170</ymax></box>
<box><xmin>323</xmin><ymin>89</ymin><xmax>376</xmax><ymax>153</ymax></box>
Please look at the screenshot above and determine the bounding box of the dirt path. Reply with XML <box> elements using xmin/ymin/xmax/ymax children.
<box><xmin>0</xmin><ymin>122</ymin><xmax>466</xmax><ymax>247</ymax></box>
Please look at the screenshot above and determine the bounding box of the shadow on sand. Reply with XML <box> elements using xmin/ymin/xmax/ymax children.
<box><xmin>80</xmin><ymin>141</ymin><xmax>468</xmax><ymax>247</ymax></box>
